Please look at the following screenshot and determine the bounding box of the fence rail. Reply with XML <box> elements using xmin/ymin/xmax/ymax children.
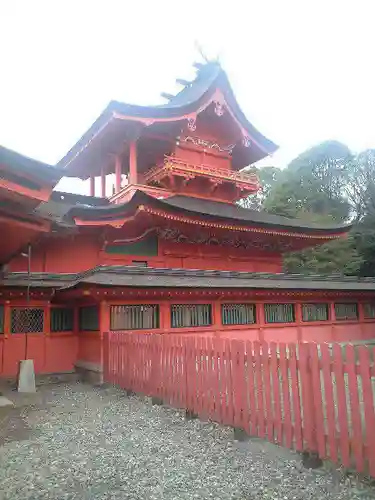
<box><xmin>103</xmin><ymin>332</ymin><xmax>375</xmax><ymax>477</ymax></box>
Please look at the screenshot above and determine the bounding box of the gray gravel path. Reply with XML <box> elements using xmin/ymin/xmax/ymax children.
<box><xmin>0</xmin><ymin>383</ymin><xmax>373</xmax><ymax>500</ymax></box>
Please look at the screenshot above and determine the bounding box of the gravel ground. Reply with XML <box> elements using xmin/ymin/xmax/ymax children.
<box><xmin>0</xmin><ymin>383</ymin><xmax>374</xmax><ymax>500</ymax></box>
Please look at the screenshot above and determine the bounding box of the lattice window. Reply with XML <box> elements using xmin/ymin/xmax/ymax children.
<box><xmin>221</xmin><ymin>303</ymin><xmax>256</xmax><ymax>325</ymax></box>
<box><xmin>51</xmin><ymin>308</ymin><xmax>74</xmax><ymax>332</ymax></box>
<box><xmin>171</xmin><ymin>304</ymin><xmax>212</xmax><ymax>328</ymax></box>
<box><xmin>11</xmin><ymin>308</ymin><xmax>44</xmax><ymax>333</ymax></box>
<box><xmin>79</xmin><ymin>306</ymin><xmax>99</xmax><ymax>331</ymax></box>
<box><xmin>334</xmin><ymin>302</ymin><xmax>358</xmax><ymax>321</ymax></box>
<box><xmin>264</xmin><ymin>303</ymin><xmax>295</xmax><ymax>324</ymax></box>
<box><xmin>302</xmin><ymin>303</ymin><xmax>329</xmax><ymax>322</ymax></box>
<box><xmin>0</xmin><ymin>305</ymin><xmax>3</xmax><ymax>333</ymax></box>
<box><xmin>364</xmin><ymin>303</ymin><xmax>375</xmax><ymax>319</ymax></box>
<box><xmin>110</xmin><ymin>305</ymin><xmax>159</xmax><ymax>330</ymax></box>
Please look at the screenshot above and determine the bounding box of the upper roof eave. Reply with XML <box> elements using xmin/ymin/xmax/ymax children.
<box><xmin>57</xmin><ymin>62</ymin><xmax>278</xmax><ymax>171</ymax></box>
<box><xmin>0</xmin><ymin>145</ymin><xmax>64</xmax><ymax>185</ymax></box>
<box><xmin>67</xmin><ymin>190</ymin><xmax>351</xmax><ymax>234</ymax></box>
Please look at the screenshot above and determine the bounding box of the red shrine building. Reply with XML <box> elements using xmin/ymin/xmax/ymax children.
<box><xmin>0</xmin><ymin>61</ymin><xmax>374</xmax><ymax>379</ymax></box>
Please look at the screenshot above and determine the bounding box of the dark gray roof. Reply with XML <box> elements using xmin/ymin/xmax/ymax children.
<box><xmin>33</xmin><ymin>191</ymin><xmax>109</xmax><ymax>225</ymax></box>
<box><xmin>0</xmin><ymin>145</ymin><xmax>63</xmax><ymax>185</ymax></box>
<box><xmin>67</xmin><ymin>190</ymin><xmax>351</xmax><ymax>234</ymax></box>
<box><xmin>57</xmin><ymin>62</ymin><xmax>278</xmax><ymax>170</ymax></box>
<box><xmin>3</xmin><ymin>266</ymin><xmax>375</xmax><ymax>292</ymax></box>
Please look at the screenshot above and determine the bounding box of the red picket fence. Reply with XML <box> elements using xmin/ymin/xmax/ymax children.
<box><xmin>103</xmin><ymin>332</ymin><xmax>375</xmax><ymax>477</ymax></box>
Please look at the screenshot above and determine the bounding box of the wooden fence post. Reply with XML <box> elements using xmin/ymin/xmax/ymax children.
<box><xmin>298</xmin><ymin>342</ymin><xmax>318</xmax><ymax>453</ymax></box>
<box><xmin>102</xmin><ymin>330</ymin><xmax>110</xmax><ymax>384</ymax></box>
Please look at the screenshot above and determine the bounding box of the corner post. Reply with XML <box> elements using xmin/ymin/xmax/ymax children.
<box><xmin>89</xmin><ymin>176</ymin><xmax>95</xmax><ymax>197</ymax></box>
<box><xmin>129</xmin><ymin>141</ymin><xmax>138</xmax><ymax>185</ymax></box>
<box><xmin>115</xmin><ymin>155</ymin><xmax>122</xmax><ymax>193</ymax></box>
<box><xmin>100</xmin><ymin>166</ymin><xmax>106</xmax><ymax>198</ymax></box>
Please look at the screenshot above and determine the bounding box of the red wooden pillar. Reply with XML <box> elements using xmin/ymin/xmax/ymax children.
<box><xmin>89</xmin><ymin>176</ymin><xmax>95</xmax><ymax>197</ymax></box>
<box><xmin>330</xmin><ymin>302</ymin><xmax>336</xmax><ymax>341</ymax></box>
<box><xmin>99</xmin><ymin>301</ymin><xmax>110</xmax><ymax>383</ymax></box>
<box><xmin>257</xmin><ymin>301</ymin><xmax>265</xmax><ymax>342</ymax></box>
<box><xmin>160</xmin><ymin>302</ymin><xmax>170</xmax><ymax>332</ymax></box>
<box><xmin>295</xmin><ymin>302</ymin><xmax>302</xmax><ymax>342</ymax></box>
<box><xmin>100</xmin><ymin>166</ymin><xmax>106</xmax><ymax>198</ymax></box>
<box><xmin>115</xmin><ymin>155</ymin><xmax>122</xmax><ymax>193</ymax></box>
<box><xmin>3</xmin><ymin>301</ymin><xmax>10</xmax><ymax>339</ymax></box>
<box><xmin>73</xmin><ymin>306</ymin><xmax>79</xmax><ymax>335</ymax></box>
<box><xmin>213</xmin><ymin>301</ymin><xmax>221</xmax><ymax>335</ymax></box>
<box><xmin>44</xmin><ymin>302</ymin><xmax>51</xmax><ymax>336</ymax></box>
<box><xmin>129</xmin><ymin>141</ymin><xmax>138</xmax><ymax>185</ymax></box>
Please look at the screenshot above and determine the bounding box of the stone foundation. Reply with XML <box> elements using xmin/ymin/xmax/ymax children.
<box><xmin>74</xmin><ymin>361</ymin><xmax>103</xmax><ymax>385</ymax></box>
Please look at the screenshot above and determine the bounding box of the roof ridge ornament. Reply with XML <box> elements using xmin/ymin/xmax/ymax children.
<box><xmin>187</xmin><ymin>118</ymin><xmax>196</xmax><ymax>132</ymax></box>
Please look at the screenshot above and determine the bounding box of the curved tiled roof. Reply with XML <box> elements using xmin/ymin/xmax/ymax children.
<box><xmin>0</xmin><ymin>145</ymin><xmax>63</xmax><ymax>185</ymax></box>
<box><xmin>57</xmin><ymin>62</ymin><xmax>278</xmax><ymax>170</ymax></box>
<box><xmin>3</xmin><ymin>266</ymin><xmax>375</xmax><ymax>291</ymax></box>
<box><xmin>66</xmin><ymin>190</ymin><xmax>351</xmax><ymax>234</ymax></box>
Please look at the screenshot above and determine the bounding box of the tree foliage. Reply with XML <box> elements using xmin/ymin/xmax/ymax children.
<box><xmin>241</xmin><ymin>141</ymin><xmax>375</xmax><ymax>276</ymax></box>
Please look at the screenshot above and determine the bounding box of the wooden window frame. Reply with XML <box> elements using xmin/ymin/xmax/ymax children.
<box><xmin>221</xmin><ymin>303</ymin><xmax>256</xmax><ymax>326</ymax></box>
<box><xmin>110</xmin><ymin>304</ymin><xmax>159</xmax><ymax>331</ymax></box>
<box><xmin>264</xmin><ymin>303</ymin><xmax>295</xmax><ymax>324</ymax></box>
<box><xmin>171</xmin><ymin>304</ymin><xmax>212</xmax><ymax>328</ymax></box>
<box><xmin>334</xmin><ymin>302</ymin><xmax>359</xmax><ymax>321</ymax></box>
<box><xmin>302</xmin><ymin>303</ymin><xmax>329</xmax><ymax>322</ymax></box>
<box><xmin>79</xmin><ymin>306</ymin><xmax>99</xmax><ymax>331</ymax></box>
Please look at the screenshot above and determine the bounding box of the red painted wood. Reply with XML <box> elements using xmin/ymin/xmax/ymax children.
<box><xmin>102</xmin><ymin>333</ymin><xmax>375</xmax><ymax>479</ymax></box>
<box><xmin>321</xmin><ymin>343</ymin><xmax>338</xmax><ymax>463</ymax></box>
<box><xmin>332</xmin><ymin>343</ymin><xmax>350</xmax><ymax>468</ymax></box>
<box><xmin>309</xmin><ymin>343</ymin><xmax>326</xmax><ymax>458</ymax></box>
<box><xmin>262</xmin><ymin>341</ymin><xmax>273</xmax><ymax>442</ymax></box>
<box><xmin>358</xmin><ymin>346</ymin><xmax>375</xmax><ymax>476</ymax></box>
<box><xmin>279</xmin><ymin>343</ymin><xmax>292</xmax><ymax>448</ymax></box>
<box><xmin>346</xmin><ymin>344</ymin><xmax>364</xmax><ymax>473</ymax></box>
<box><xmin>298</xmin><ymin>342</ymin><xmax>315</xmax><ymax>451</ymax></box>
<box><xmin>224</xmin><ymin>339</ymin><xmax>234</xmax><ymax>426</ymax></box>
<box><xmin>210</xmin><ymin>336</ymin><xmax>221</xmax><ymax>422</ymax></box>
<box><xmin>245</xmin><ymin>341</ymin><xmax>257</xmax><ymax>435</ymax></box>
<box><xmin>232</xmin><ymin>340</ymin><xmax>247</xmax><ymax>431</ymax></box>
<box><xmin>253</xmin><ymin>341</ymin><xmax>265</xmax><ymax>438</ymax></box>
<box><xmin>270</xmin><ymin>341</ymin><xmax>282</xmax><ymax>445</ymax></box>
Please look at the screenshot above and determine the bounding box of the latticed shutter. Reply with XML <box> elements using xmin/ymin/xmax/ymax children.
<box><xmin>51</xmin><ymin>308</ymin><xmax>74</xmax><ymax>332</ymax></box>
<box><xmin>79</xmin><ymin>306</ymin><xmax>99</xmax><ymax>331</ymax></box>
<box><xmin>302</xmin><ymin>303</ymin><xmax>329</xmax><ymax>322</ymax></box>
<box><xmin>334</xmin><ymin>303</ymin><xmax>358</xmax><ymax>320</ymax></box>
<box><xmin>364</xmin><ymin>303</ymin><xmax>375</xmax><ymax>319</ymax></box>
<box><xmin>264</xmin><ymin>303</ymin><xmax>295</xmax><ymax>323</ymax></box>
<box><xmin>221</xmin><ymin>303</ymin><xmax>256</xmax><ymax>325</ymax></box>
<box><xmin>110</xmin><ymin>305</ymin><xmax>159</xmax><ymax>330</ymax></box>
<box><xmin>11</xmin><ymin>308</ymin><xmax>44</xmax><ymax>333</ymax></box>
<box><xmin>171</xmin><ymin>304</ymin><xmax>212</xmax><ymax>328</ymax></box>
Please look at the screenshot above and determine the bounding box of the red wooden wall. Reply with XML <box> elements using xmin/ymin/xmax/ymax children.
<box><xmin>8</xmin><ymin>234</ymin><xmax>283</xmax><ymax>274</ymax></box>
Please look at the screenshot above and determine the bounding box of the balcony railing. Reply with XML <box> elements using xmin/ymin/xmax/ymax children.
<box><xmin>144</xmin><ymin>156</ymin><xmax>260</xmax><ymax>188</ymax></box>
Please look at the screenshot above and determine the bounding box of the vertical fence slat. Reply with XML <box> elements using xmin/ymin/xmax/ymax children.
<box><xmin>358</xmin><ymin>346</ymin><xmax>375</xmax><ymax>476</ymax></box>
<box><xmin>346</xmin><ymin>344</ymin><xmax>365</xmax><ymax>473</ymax></box>
<box><xmin>279</xmin><ymin>343</ymin><xmax>292</xmax><ymax>449</ymax></box>
<box><xmin>232</xmin><ymin>340</ymin><xmax>246</xmax><ymax>430</ymax></box>
<box><xmin>309</xmin><ymin>343</ymin><xmax>326</xmax><ymax>458</ymax></box>
<box><xmin>224</xmin><ymin>339</ymin><xmax>235</xmax><ymax>426</ymax></box>
<box><xmin>332</xmin><ymin>343</ymin><xmax>350</xmax><ymax>468</ymax></box>
<box><xmin>270</xmin><ymin>342</ymin><xmax>282</xmax><ymax>445</ymax></box>
<box><xmin>262</xmin><ymin>341</ymin><xmax>273</xmax><ymax>442</ymax></box>
<box><xmin>321</xmin><ymin>343</ymin><xmax>338</xmax><ymax>463</ymax></box>
<box><xmin>299</xmin><ymin>342</ymin><xmax>316</xmax><ymax>452</ymax></box>
<box><xmin>246</xmin><ymin>341</ymin><xmax>257</xmax><ymax>436</ymax></box>
<box><xmin>254</xmin><ymin>341</ymin><xmax>265</xmax><ymax>438</ymax></box>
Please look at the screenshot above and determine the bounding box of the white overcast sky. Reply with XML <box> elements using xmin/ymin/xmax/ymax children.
<box><xmin>1</xmin><ymin>0</ymin><xmax>375</xmax><ymax>194</ymax></box>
